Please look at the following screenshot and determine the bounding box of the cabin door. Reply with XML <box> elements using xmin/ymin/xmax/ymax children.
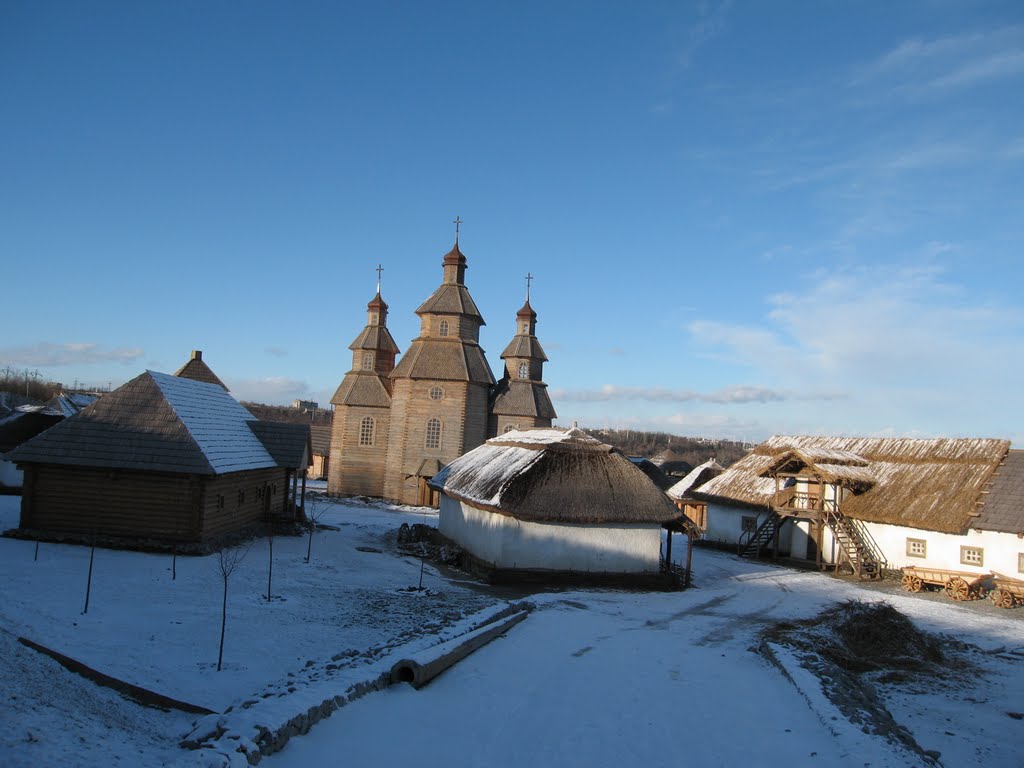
<box><xmin>417</xmin><ymin>478</ymin><xmax>439</xmax><ymax>508</ymax></box>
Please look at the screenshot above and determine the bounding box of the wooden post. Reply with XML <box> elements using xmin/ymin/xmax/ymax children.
<box><xmin>665</xmin><ymin>526</ymin><xmax>673</xmax><ymax>566</ymax></box>
<box><xmin>685</xmin><ymin>530</ymin><xmax>694</xmax><ymax>589</ymax></box>
<box><xmin>291</xmin><ymin>469</ymin><xmax>299</xmax><ymax>519</ymax></box>
<box><xmin>300</xmin><ymin>470</ymin><xmax>307</xmax><ymax>519</ymax></box>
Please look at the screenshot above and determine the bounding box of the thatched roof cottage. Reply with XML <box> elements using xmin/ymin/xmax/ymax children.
<box><xmin>694</xmin><ymin>435</ymin><xmax>1020</xmax><ymax>579</ymax></box>
<box><xmin>9</xmin><ymin>370</ymin><xmax>310</xmax><ymax>549</ymax></box>
<box><xmin>430</xmin><ymin>427</ymin><xmax>682</xmax><ymax>586</ymax></box>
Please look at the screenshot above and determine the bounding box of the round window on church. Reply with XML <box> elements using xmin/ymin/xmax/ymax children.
<box><xmin>429</xmin><ymin>386</ymin><xmax>444</xmax><ymax>401</ymax></box>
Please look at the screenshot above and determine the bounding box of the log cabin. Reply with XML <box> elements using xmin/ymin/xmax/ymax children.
<box><xmin>8</xmin><ymin>370</ymin><xmax>310</xmax><ymax>549</ymax></box>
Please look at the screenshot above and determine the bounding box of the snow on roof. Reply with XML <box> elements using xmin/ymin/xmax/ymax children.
<box><xmin>667</xmin><ymin>458</ymin><xmax>724</xmax><ymax>499</ymax></box>
<box><xmin>150</xmin><ymin>371</ymin><xmax>276</xmax><ymax>474</ymax></box>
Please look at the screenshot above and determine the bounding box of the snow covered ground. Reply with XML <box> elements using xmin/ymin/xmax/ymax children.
<box><xmin>1</xmin><ymin>491</ymin><xmax>1021</xmax><ymax>767</ymax></box>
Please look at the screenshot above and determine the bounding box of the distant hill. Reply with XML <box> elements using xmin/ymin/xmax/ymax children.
<box><xmin>583</xmin><ymin>428</ymin><xmax>750</xmax><ymax>474</ymax></box>
<box><xmin>243</xmin><ymin>402</ymin><xmax>332</xmax><ymax>427</ymax></box>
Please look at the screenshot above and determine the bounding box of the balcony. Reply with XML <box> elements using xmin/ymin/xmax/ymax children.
<box><xmin>771</xmin><ymin>487</ymin><xmax>837</xmax><ymax>517</ymax></box>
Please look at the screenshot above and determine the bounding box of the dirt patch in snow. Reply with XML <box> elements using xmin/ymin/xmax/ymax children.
<box><xmin>762</xmin><ymin>600</ymin><xmax>978</xmax><ymax>765</ymax></box>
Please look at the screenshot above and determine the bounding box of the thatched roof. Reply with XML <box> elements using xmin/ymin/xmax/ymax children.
<box><xmin>667</xmin><ymin>458</ymin><xmax>724</xmax><ymax>500</ymax></box>
<box><xmin>431</xmin><ymin>427</ymin><xmax>681</xmax><ymax>525</ymax></box>
<box><xmin>174</xmin><ymin>350</ymin><xmax>228</xmax><ymax>391</ymax></box>
<box><xmin>975</xmin><ymin>449</ymin><xmax>1024</xmax><ymax>535</ymax></box>
<box><xmin>8</xmin><ymin>371</ymin><xmax>291</xmax><ymax>475</ymax></box>
<box><xmin>695</xmin><ymin>435</ymin><xmax>1010</xmax><ymax>535</ymax></box>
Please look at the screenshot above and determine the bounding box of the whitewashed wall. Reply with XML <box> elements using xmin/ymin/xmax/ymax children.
<box><xmin>439</xmin><ymin>496</ymin><xmax>661</xmax><ymax>573</ymax></box>
<box><xmin>861</xmin><ymin>521</ymin><xmax>1023</xmax><ymax>576</ymax></box>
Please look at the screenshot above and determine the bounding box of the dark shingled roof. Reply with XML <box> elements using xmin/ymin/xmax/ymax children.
<box><xmin>696</xmin><ymin>435</ymin><xmax>1010</xmax><ymax>535</ymax></box>
<box><xmin>247</xmin><ymin>421</ymin><xmax>311</xmax><ymax>469</ymax></box>
<box><xmin>8</xmin><ymin>371</ymin><xmax>284</xmax><ymax>475</ymax></box>
<box><xmin>500</xmin><ymin>335</ymin><xmax>548</xmax><ymax>362</ymax></box>
<box><xmin>330</xmin><ymin>373</ymin><xmax>392</xmax><ymax>407</ymax></box>
<box><xmin>310</xmin><ymin>425</ymin><xmax>331</xmax><ymax>456</ymax></box>
<box><xmin>348</xmin><ymin>326</ymin><xmax>400</xmax><ymax>354</ymax></box>
<box><xmin>415</xmin><ymin>283</ymin><xmax>485</xmax><ymax>322</ymax></box>
<box><xmin>0</xmin><ymin>410</ymin><xmax>64</xmax><ymax>454</ymax></box>
<box><xmin>390</xmin><ymin>339</ymin><xmax>495</xmax><ymax>385</ymax></box>
<box><xmin>491</xmin><ymin>379</ymin><xmax>557</xmax><ymax>419</ymax></box>
<box><xmin>975</xmin><ymin>449</ymin><xmax>1024</xmax><ymax>534</ymax></box>
<box><xmin>174</xmin><ymin>350</ymin><xmax>228</xmax><ymax>391</ymax></box>
<box><xmin>432</xmin><ymin>427</ymin><xmax>681</xmax><ymax>525</ymax></box>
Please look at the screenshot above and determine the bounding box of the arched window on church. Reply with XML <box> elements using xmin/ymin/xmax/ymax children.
<box><xmin>425</xmin><ymin>418</ymin><xmax>442</xmax><ymax>449</ymax></box>
<box><xmin>521</xmin><ymin>322</ymin><xmax>529</xmax><ymax>334</ymax></box>
<box><xmin>518</xmin><ymin>362</ymin><xmax>529</xmax><ymax>379</ymax></box>
<box><xmin>439</xmin><ymin>319</ymin><xmax>450</xmax><ymax>337</ymax></box>
<box><xmin>362</xmin><ymin>352</ymin><xmax>374</xmax><ymax>371</ymax></box>
<box><xmin>359</xmin><ymin>416</ymin><xmax>375</xmax><ymax>446</ymax></box>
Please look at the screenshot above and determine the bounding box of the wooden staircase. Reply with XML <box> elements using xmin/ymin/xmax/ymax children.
<box><xmin>823</xmin><ymin>510</ymin><xmax>883</xmax><ymax>579</ymax></box>
<box><xmin>738</xmin><ymin>512</ymin><xmax>784</xmax><ymax>558</ymax></box>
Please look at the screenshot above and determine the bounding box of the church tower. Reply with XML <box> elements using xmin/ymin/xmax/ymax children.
<box><xmin>490</xmin><ymin>275</ymin><xmax>557</xmax><ymax>434</ymax></box>
<box><xmin>328</xmin><ymin>272</ymin><xmax>400</xmax><ymax>498</ymax></box>
<box><xmin>383</xmin><ymin>236</ymin><xmax>496</xmax><ymax>505</ymax></box>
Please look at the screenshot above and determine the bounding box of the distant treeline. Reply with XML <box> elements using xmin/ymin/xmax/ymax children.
<box><xmin>0</xmin><ymin>366</ymin><xmax>64</xmax><ymax>405</ymax></box>
<box><xmin>243</xmin><ymin>402</ymin><xmax>332</xmax><ymax>426</ymax></box>
<box><xmin>585</xmin><ymin>427</ymin><xmax>751</xmax><ymax>470</ymax></box>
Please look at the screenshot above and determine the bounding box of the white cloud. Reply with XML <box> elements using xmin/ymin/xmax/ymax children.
<box><xmin>0</xmin><ymin>342</ymin><xmax>144</xmax><ymax>367</ymax></box>
<box><xmin>550</xmin><ymin>384</ymin><xmax>845</xmax><ymax>405</ymax></box>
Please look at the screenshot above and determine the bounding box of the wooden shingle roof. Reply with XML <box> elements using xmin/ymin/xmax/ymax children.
<box><xmin>348</xmin><ymin>326</ymin><xmax>400</xmax><ymax>354</ymax></box>
<box><xmin>415</xmin><ymin>283</ymin><xmax>484</xmax><ymax>322</ymax></box>
<box><xmin>390</xmin><ymin>340</ymin><xmax>495</xmax><ymax>385</ymax></box>
<box><xmin>490</xmin><ymin>379</ymin><xmax>557</xmax><ymax>419</ymax></box>
<box><xmin>500</xmin><ymin>335</ymin><xmax>548</xmax><ymax>362</ymax></box>
<box><xmin>975</xmin><ymin>449</ymin><xmax>1024</xmax><ymax>535</ymax></box>
<box><xmin>310</xmin><ymin>425</ymin><xmax>332</xmax><ymax>456</ymax></box>
<box><xmin>695</xmin><ymin>435</ymin><xmax>1010</xmax><ymax>535</ymax></box>
<box><xmin>432</xmin><ymin>427</ymin><xmax>681</xmax><ymax>525</ymax></box>
<box><xmin>174</xmin><ymin>350</ymin><xmax>228</xmax><ymax>391</ymax></box>
<box><xmin>330</xmin><ymin>372</ymin><xmax>392</xmax><ymax>407</ymax></box>
<box><xmin>247</xmin><ymin>421</ymin><xmax>311</xmax><ymax>470</ymax></box>
<box><xmin>9</xmin><ymin>371</ymin><xmax>280</xmax><ymax>475</ymax></box>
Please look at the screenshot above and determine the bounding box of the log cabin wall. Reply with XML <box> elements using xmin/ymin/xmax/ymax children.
<box><xmin>20</xmin><ymin>464</ymin><xmax>201</xmax><ymax>542</ymax></box>
<box><xmin>328</xmin><ymin>404</ymin><xmax>390</xmax><ymax>497</ymax></box>
<box><xmin>201</xmin><ymin>467</ymin><xmax>290</xmax><ymax>539</ymax></box>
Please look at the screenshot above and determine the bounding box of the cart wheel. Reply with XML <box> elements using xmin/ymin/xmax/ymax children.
<box><xmin>945</xmin><ymin>577</ymin><xmax>970</xmax><ymax>601</ymax></box>
<box><xmin>901</xmin><ymin>573</ymin><xmax>923</xmax><ymax>592</ymax></box>
<box><xmin>993</xmin><ymin>589</ymin><xmax>1017</xmax><ymax>609</ymax></box>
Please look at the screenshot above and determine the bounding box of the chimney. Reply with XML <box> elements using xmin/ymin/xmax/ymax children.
<box><xmin>191</xmin><ymin>350</ymin><xmax>202</xmax><ymax>360</ymax></box>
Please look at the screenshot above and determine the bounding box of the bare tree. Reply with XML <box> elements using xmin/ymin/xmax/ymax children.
<box><xmin>215</xmin><ymin>543</ymin><xmax>249</xmax><ymax>672</ymax></box>
<box><xmin>304</xmin><ymin>494</ymin><xmax>330</xmax><ymax>563</ymax></box>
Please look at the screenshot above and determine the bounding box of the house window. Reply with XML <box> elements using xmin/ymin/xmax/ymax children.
<box><xmin>518</xmin><ymin>362</ymin><xmax>529</xmax><ymax>379</ymax></box>
<box><xmin>362</xmin><ymin>353</ymin><xmax>374</xmax><ymax>370</ymax></box>
<box><xmin>429</xmin><ymin>386</ymin><xmax>444</xmax><ymax>401</ymax></box>
<box><xmin>359</xmin><ymin>416</ymin><xmax>375</xmax><ymax>446</ymax></box>
<box><xmin>504</xmin><ymin>424</ymin><xmax>518</xmax><ymax>433</ymax></box>
<box><xmin>1019</xmin><ymin>552</ymin><xmax>1024</xmax><ymax>574</ymax></box>
<box><xmin>906</xmin><ymin>538</ymin><xmax>926</xmax><ymax>558</ymax></box>
<box><xmin>439</xmin><ymin>319</ymin><xmax>450</xmax><ymax>337</ymax></box>
<box><xmin>217</xmin><ymin>494</ymin><xmax>225</xmax><ymax>510</ymax></box>
<box><xmin>237</xmin><ymin>490</ymin><xmax>245</xmax><ymax>505</ymax></box>
<box><xmin>741</xmin><ymin>516</ymin><xmax>757</xmax><ymax>533</ymax></box>
<box><xmin>425</xmin><ymin>418</ymin><xmax>442</xmax><ymax>449</ymax></box>
<box><xmin>960</xmin><ymin>546</ymin><xmax>984</xmax><ymax>567</ymax></box>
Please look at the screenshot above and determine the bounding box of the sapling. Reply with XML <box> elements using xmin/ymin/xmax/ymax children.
<box><xmin>215</xmin><ymin>542</ymin><xmax>250</xmax><ymax>672</ymax></box>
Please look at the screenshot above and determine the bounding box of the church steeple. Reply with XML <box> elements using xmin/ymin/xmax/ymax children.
<box><xmin>344</xmin><ymin>269</ymin><xmax>399</xmax><ymax>377</ymax></box>
<box><xmin>490</xmin><ymin>274</ymin><xmax>557</xmax><ymax>433</ymax></box>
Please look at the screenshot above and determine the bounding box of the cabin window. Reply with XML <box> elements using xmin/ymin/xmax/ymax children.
<box><xmin>425</xmin><ymin>418</ymin><xmax>442</xmax><ymax>449</ymax></box>
<box><xmin>237</xmin><ymin>490</ymin><xmax>245</xmax><ymax>505</ymax></box>
<box><xmin>362</xmin><ymin>352</ymin><xmax>374</xmax><ymax>370</ymax></box>
<box><xmin>504</xmin><ymin>424</ymin><xmax>518</xmax><ymax>433</ymax></box>
<box><xmin>906</xmin><ymin>538</ymin><xmax>926</xmax><ymax>558</ymax></box>
<box><xmin>429</xmin><ymin>386</ymin><xmax>444</xmax><ymax>401</ymax></box>
<box><xmin>1019</xmin><ymin>553</ymin><xmax>1024</xmax><ymax>574</ymax></box>
<box><xmin>960</xmin><ymin>546</ymin><xmax>984</xmax><ymax>567</ymax></box>
<box><xmin>217</xmin><ymin>495</ymin><xmax>225</xmax><ymax>510</ymax></box>
<box><xmin>518</xmin><ymin>362</ymin><xmax>529</xmax><ymax>379</ymax></box>
<box><xmin>741</xmin><ymin>516</ymin><xmax>757</xmax><ymax>533</ymax></box>
<box><xmin>439</xmin><ymin>319</ymin><xmax>450</xmax><ymax>337</ymax></box>
<box><xmin>359</xmin><ymin>416</ymin><xmax>375</xmax><ymax>446</ymax></box>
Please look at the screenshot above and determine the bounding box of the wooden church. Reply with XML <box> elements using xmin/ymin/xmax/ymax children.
<box><xmin>328</xmin><ymin>231</ymin><xmax>557</xmax><ymax>506</ymax></box>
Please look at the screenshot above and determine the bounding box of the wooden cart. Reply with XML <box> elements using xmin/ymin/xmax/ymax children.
<box><xmin>900</xmin><ymin>566</ymin><xmax>992</xmax><ymax>601</ymax></box>
<box><xmin>989</xmin><ymin>573</ymin><xmax>1024</xmax><ymax>609</ymax></box>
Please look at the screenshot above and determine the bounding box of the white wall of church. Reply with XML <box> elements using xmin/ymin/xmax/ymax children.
<box><xmin>439</xmin><ymin>497</ymin><xmax>661</xmax><ymax>573</ymax></box>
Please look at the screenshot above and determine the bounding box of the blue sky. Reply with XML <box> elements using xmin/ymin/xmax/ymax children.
<box><xmin>2</xmin><ymin>1</ymin><xmax>1022</xmax><ymax>445</ymax></box>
